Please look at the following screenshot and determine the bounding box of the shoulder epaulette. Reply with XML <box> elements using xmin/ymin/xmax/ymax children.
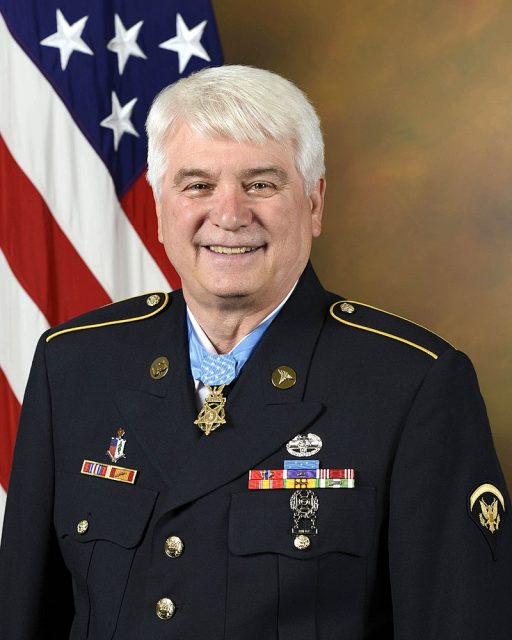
<box><xmin>46</xmin><ymin>292</ymin><xmax>170</xmax><ymax>343</ymax></box>
<box><xmin>329</xmin><ymin>299</ymin><xmax>453</xmax><ymax>360</ymax></box>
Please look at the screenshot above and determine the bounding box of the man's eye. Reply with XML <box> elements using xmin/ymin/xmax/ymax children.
<box><xmin>248</xmin><ymin>182</ymin><xmax>273</xmax><ymax>191</ymax></box>
<box><xmin>186</xmin><ymin>183</ymin><xmax>210</xmax><ymax>191</ymax></box>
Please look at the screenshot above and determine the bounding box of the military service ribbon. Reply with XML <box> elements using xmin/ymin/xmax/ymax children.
<box><xmin>81</xmin><ymin>460</ymin><xmax>137</xmax><ymax>484</ymax></box>
<box><xmin>248</xmin><ymin>467</ymin><xmax>355</xmax><ymax>489</ymax></box>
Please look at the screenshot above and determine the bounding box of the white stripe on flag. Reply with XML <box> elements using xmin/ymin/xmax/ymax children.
<box><xmin>0</xmin><ymin>250</ymin><xmax>49</xmax><ymax>404</ymax></box>
<box><xmin>0</xmin><ymin>484</ymin><xmax>6</xmax><ymax>543</ymax></box>
<box><xmin>0</xmin><ymin>14</ymin><xmax>170</xmax><ymax>301</ymax></box>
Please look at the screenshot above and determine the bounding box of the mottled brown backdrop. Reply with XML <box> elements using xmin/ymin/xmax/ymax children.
<box><xmin>213</xmin><ymin>0</ymin><xmax>512</xmax><ymax>488</ymax></box>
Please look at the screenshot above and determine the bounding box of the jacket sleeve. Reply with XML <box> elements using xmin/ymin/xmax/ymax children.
<box><xmin>0</xmin><ymin>334</ymin><xmax>73</xmax><ymax>639</ymax></box>
<box><xmin>388</xmin><ymin>348</ymin><xmax>512</xmax><ymax>639</ymax></box>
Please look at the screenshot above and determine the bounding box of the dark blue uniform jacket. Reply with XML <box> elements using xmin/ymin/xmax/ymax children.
<box><xmin>0</xmin><ymin>264</ymin><xmax>510</xmax><ymax>639</ymax></box>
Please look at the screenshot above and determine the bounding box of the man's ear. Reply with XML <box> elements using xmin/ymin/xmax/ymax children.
<box><xmin>310</xmin><ymin>176</ymin><xmax>326</xmax><ymax>238</ymax></box>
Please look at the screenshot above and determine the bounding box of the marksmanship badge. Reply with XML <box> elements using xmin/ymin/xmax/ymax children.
<box><xmin>290</xmin><ymin>489</ymin><xmax>319</xmax><ymax>549</ymax></box>
<box><xmin>286</xmin><ymin>433</ymin><xmax>322</xmax><ymax>457</ymax></box>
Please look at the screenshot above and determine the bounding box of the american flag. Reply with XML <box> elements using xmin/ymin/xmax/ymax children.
<box><xmin>0</xmin><ymin>1</ymin><xmax>223</xmax><ymax>533</ymax></box>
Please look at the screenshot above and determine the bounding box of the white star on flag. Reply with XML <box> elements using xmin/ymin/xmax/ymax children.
<box><xmin>159</xmin><ymin>13</ymin><xmax>210</xmax><ymax>74</ymax></box>
<box><xmin>107</xmin><ymin>14</ymin><xmax>147</xmax><ymax>75</ymax></box>
<box><xmin>40</xmin><ymin>9</ymin><xmax>93</xmax><ymax>71</ymax></box>
<box><xmin>100</xmin><ymin>92</ymin><xmax>139</xmax><ymax>150</ymax></box>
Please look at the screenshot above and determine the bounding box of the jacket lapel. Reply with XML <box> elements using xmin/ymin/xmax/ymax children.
<box><xmin>116</xmin><ymin>264</ymin><xmax>334</xmax><ymax>511</ymax></box>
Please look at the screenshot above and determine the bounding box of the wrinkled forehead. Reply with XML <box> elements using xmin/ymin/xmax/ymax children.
<box><xmin>163</xmin><ymin>116</ymin><xmax>301</xmax><ymax>177</ymax></box>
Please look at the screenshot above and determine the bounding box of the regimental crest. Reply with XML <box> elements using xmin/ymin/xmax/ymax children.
<box><xmin>286</xmin><ymin>433</ymin><xmax>323</xmax><ymax>457</ymax></box>
<box><xmin>469</xmin><ymin>483</ymin><xmax>507</xmax><ymax>559</ymax></box>
<box><xmin>107</xmin><ymin>428</ymin><xmax>126</xmax><ymax>463</ymax></box>
<box><xmin>194</xmin><ymin>385</ymin><xmax>227</xmax><ymax>436</ymax></box>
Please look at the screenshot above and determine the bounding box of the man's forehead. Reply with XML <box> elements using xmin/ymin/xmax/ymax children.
<box><xmin>172</xmin><ymin>165</ymin><xmax>290</xmax><ymax>183</ymax></box>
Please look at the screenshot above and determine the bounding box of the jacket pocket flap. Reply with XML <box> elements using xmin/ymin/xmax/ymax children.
<box><xmin>229</xmin><ymin>487</ymin><xmax>375</xmax><ymax>559</ymax></box>
<box><xmin>54</xmin><ymin>471</ymin><xmax>158</xmax><ymax>548</ymax></box>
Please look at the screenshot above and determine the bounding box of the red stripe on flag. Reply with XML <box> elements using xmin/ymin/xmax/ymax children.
<box><xmin>121</xmin><ymin>174</ymin><xmax>181</xmax><ymax>290</ymax></box>
<box><xmin>0</xmin><ymin>368</ymin><xmax>20</xmax><ymax>491</ymax></box>
<box><xmin>0</xmin><ymin>137</ymin><xmax>111</xmax><ymax>326</ymax></box>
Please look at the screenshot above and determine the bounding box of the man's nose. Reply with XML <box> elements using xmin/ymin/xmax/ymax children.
<box><xmin>209</xmin><ymin>187</ymin><xmax>252</xmax><ymax>231</ymax></box>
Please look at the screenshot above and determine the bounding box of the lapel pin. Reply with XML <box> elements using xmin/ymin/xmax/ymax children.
<box><xmin>271</xmin><ymin>365</ymin><xmax>297</xmax><ymax>389</ymax></box>
<box><xmin>150</xmin><ymin>356</ymin><xmax>169</xmax><ymax>379</ymax></box>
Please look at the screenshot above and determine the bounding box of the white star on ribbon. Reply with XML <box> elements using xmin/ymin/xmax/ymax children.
<box><xmin>107</xmin><ymin>14</ymin><xmax>147</xmax><ymax>75</ymax></box>
<box><xmin>159</xmin><ymin>13</ymin><xmax>211</xmax><ymax>74</ymax></box>
<box><xmin>40</xmin><ymin>9</ymin><xmax>93</xmax><ymax>71</ymax></box>
<box><xmin>100</xmin><ymin>92</ymin><xmax>139</xmax><ymax>150</ymax></box>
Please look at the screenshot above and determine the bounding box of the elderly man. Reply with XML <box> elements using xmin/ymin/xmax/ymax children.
<box><xmin>0</xmin><ymin>65</ymin><xmax>510</xmax><ymax>639</ymax></box>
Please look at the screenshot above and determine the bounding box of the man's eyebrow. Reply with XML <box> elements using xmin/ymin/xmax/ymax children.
<box><xmin>172</xmin><ymin>168</ymin><xmax>215</xmax><ymax>185</ymax></box>
<box><xmin>238</xmin><ymin>167</ymin><xmax>289</xmax><ymax>182</ymax></box>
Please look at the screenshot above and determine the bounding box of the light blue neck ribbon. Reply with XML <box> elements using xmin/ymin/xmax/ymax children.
<box><xmin>187</xmin><ymin>309</ymin><xmax>280</xmax><ymax>386</ymax></box>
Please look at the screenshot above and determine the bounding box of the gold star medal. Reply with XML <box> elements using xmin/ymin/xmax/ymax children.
<box><xmin>194</xmin><ymin>385</ymin><xmax>227</xmax><ymax>436</ymax></box>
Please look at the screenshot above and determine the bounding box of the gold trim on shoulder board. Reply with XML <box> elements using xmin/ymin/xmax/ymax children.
<box><xmin>330</xmin><ymin>300</ymin><xmax>444</xmax><ymax>360</ymax></box>
<box><xmin>46</xmin><ymin>292</ymin><xmax>170</xmax><ymax>343</ymax></box>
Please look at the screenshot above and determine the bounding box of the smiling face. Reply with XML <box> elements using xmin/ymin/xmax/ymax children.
<box><xmin>156</xmin><ymin>121</ymin><xmax>325</xmax><ymax>316</ymax></box>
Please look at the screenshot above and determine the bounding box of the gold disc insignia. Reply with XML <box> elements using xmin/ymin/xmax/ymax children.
<box><xmin>271</xmin><ymin>365</ymin><xmax>297</xmax><ymax>389</ymax></box>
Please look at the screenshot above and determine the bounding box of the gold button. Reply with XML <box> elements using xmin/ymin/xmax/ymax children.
<box><xmin>76</xmin><ymin>520</ymin><xmax>89</xmax><ymax>535</ymax></box>
<box><xmin>146</xmin><ymin>294</ymin><xmax>161</xmax><ymax>307</ymax></box>
<box><xmin>156</xmin><ymin>597</ymin><xmax>176</xmax><ymax>620</ymax></box>
<box><xmin>165</xmin><ymin>536</ymin><xmax>184</xmax><ymax>558</ymax></box>
<box><xmin>150</xmin><ymin>356</ymin><xmax>169</xmax><ymax>379</ymax></box>
<box><xmin>340</xmin><ymin>302</ymin><xmax>355</xmax><ymax>314</ymax></box>
<box><xmin>294</xmin><ymin>534</ymin><xmax>311</xmax><ymax>550</ymax></box>
<box><xmin>271</xmin><ymin>365</ymin><xmax>297</xmax><ymax>389</ymax></box>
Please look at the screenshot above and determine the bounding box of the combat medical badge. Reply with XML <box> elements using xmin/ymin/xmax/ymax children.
<box><xmin>286</xmin><ymin>433</ymin><xmax>322</xmax><ymax>457</ymax></box>
<box><xmin>469</xmin><ymin>483</ymin><xmax>506</xmax><ymax>559</ymax></box>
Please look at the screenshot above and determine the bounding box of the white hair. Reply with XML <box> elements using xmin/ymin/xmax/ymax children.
<box><xmin>145</xmin><ymin>65</ymin><xmax>325</xmax><ymax>199</ymax></box>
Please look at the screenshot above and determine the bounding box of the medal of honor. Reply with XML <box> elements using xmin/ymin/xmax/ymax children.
<box><xmin>194</xmin><ymin>385</ymin><xmax>227</xmax><ymax>435</ymax></box>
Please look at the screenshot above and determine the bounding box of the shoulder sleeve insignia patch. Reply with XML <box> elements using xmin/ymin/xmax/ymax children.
<box><xmin>468</xmin><ymin>483</ymin><xmax>506</xmax><ymax>560</ymax></box>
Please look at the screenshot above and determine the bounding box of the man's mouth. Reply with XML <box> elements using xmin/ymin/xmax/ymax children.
<box><xmin>207</xmin><ymin>245</ymin><xmax>260</xmax><ymax>255</ymax></box>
